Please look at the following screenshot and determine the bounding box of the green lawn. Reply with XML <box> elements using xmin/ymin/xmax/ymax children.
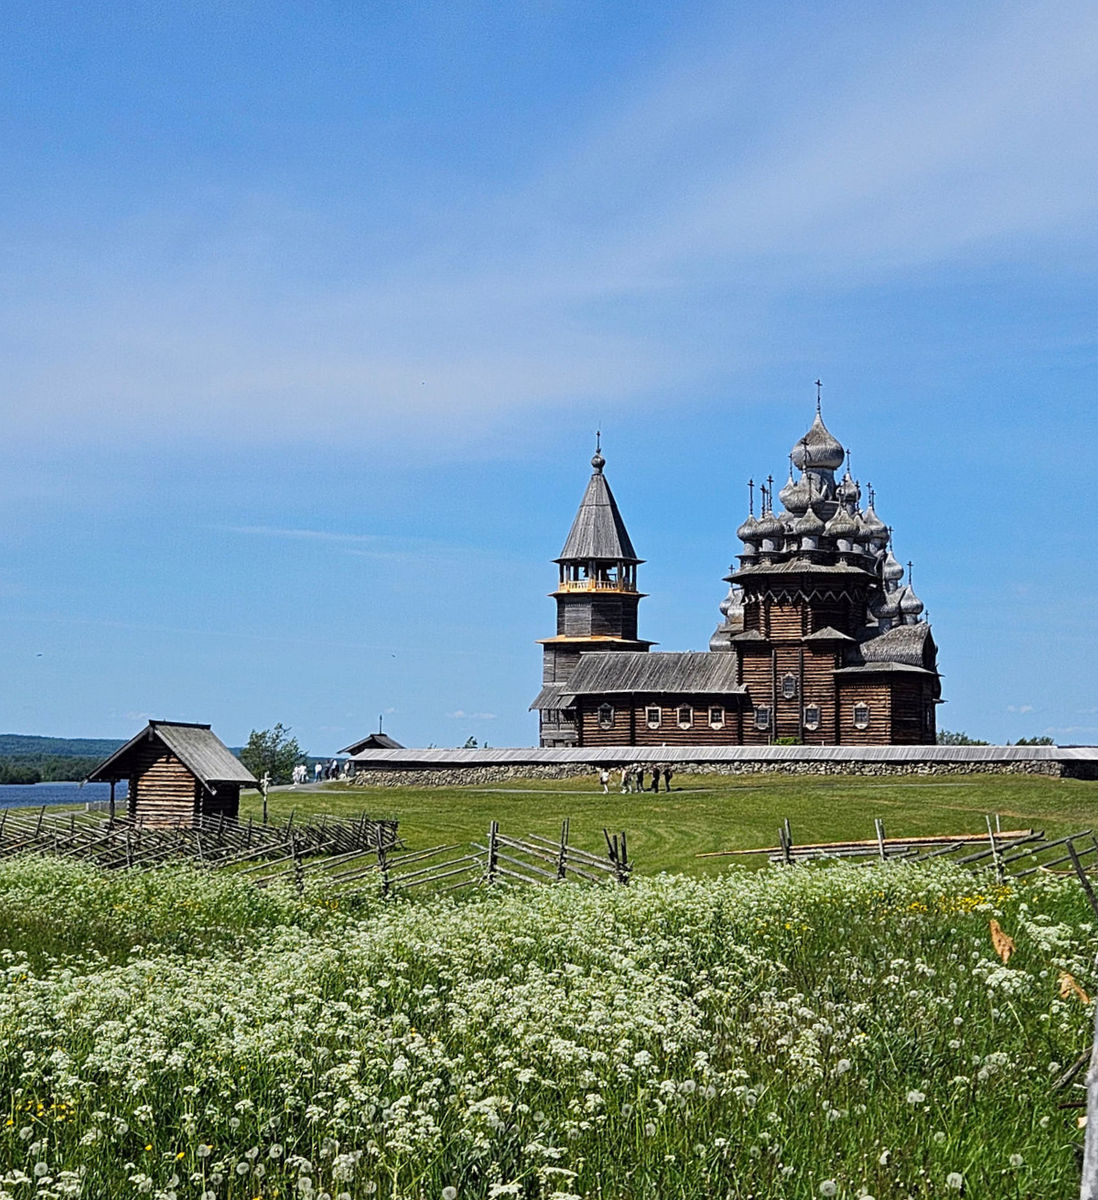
<box><xmin>242</xmin><ymin>771</ymin><xmax>1098</xmax><ymax>876</ymax></box>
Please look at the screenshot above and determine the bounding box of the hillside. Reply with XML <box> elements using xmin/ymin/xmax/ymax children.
<box><xmin>0</xmin><ymin>733</ymin><xmax>125</xmax><ymax>757</ymax></box>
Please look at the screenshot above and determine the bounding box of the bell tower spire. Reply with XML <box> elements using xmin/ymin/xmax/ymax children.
<box><xmin>532</xmin><ymin>440</ymin><xmax>653</xmax><ymax>746</ymax></box>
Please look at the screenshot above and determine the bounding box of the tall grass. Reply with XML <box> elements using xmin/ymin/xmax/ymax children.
<box><xmin>0</xmin><ymin>856</ymin><xmax>1093</xmax><ymax>1198</ymax></box>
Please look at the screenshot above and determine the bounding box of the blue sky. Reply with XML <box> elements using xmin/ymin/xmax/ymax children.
<box><xmin>3</xmin><ymin>1</ymin><xmax>1097</xmax><ymax>752</ymax></box>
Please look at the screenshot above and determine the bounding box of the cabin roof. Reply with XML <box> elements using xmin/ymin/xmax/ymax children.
<box><xmin>87</xmin><ymin>720</ymin><xmax>258</xmax><ymax>787</ymax></box>
<box><xmin>340</xmin><ymin>732</ymin><xmax>404</xmax><ymax>753</ymax></box>
<box><xmin>558</xmin><ymin>650</ymin><xmax>745</xmax><ymax>701</ymax></box>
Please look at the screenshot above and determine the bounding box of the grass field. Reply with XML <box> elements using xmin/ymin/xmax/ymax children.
<box><xmin>1</xmin><ymin>854</ymin><xmax>1095</xmax><ymax>1199</ymax></box>
<box><xmin>241</xmin><ymin>772</ymin><xmax>1098</xmax><ymax>877</ymax></box>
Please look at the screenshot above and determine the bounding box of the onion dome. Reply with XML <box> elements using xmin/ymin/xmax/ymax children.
<box><xmin>791</xmin><ymin>412</ymin><xmax>845</xmax><ymax>472</ymax></box>
<box><xmin>861</xmin><ymin>503</ymin><xmax>887</xmax><ymax>542</ymax></box>
<box><xmin>881</xmin><ymin>550</ymin><xmax>904</xmax><ymax>584</ymax></box>
<box><xmin>754</xmin><ymin>510</ymin><xmax>785</xmax><ymax>543</ymax></box>
<box><xmin>871</xmin><ymin>588</ymin><xmax>901</xmax><ymax>621</ymax></box>
<box><xmin>736</xmin><ymin>513</ymin><xmax>760</xmax><ymax>543</ymax></box>
<box><xmin>778</xmin><ymin>471</ymin><xmax>811</xmax><ymax>514</ymax></box>
<box><xmin>794</xmin><ymin>506</ymin><xmax>825</xmax><ymax>536</ymax></box>
<box><xmin>836</xmin><ymin>469</ymin><xmax>860</xmax><ymax>507</ymax></box>
<box><xmin>719</xmin><ymin>584</ymin><xmax>744</xmax><ymax>621</ymax></box>
<box><xmin>898</xmin><ymin>586</ymin><xmax>924</xmax><ymax>619</ymax></box>
<box><xmin>824</xmin><ymin>507</ymin><xmax>859</xmax><ymax>539</ymax></box>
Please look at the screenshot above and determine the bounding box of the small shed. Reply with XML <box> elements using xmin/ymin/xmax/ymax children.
<box><xmin>87</xmin><ymin>720</ymin><xmax>257</xmax><ymax>826</ymax></box>
<box><xmin>340</xmin><ymin>731</ymin><xmax>404</xmax><ymax>754</ymax></box>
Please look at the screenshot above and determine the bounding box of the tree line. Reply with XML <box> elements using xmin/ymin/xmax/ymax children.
<box><xmin>0</xmin><ymin>755</ymin><xmax>104</xmax><ymax>785</ymax></box>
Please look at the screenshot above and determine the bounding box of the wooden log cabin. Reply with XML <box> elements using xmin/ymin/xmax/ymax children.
<box><xmin>531</xmin><ymin>403</ymin><xmax>941</xmax><ymax>747</ymax></box>
<box><xmin>87</xmin><ymin>720</ymin><xmax>257</xmax><ymax>826</ymax></box>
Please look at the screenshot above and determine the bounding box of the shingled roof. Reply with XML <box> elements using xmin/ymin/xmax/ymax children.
<box><xmin>340</xmin><ymin>732</ymin><xmax>404</xmax><ymax>754</ymax></box>
<box><xmin>559</xmin><ymin>651</ymin><xmax>744</xmax><ymax>702</ymax></box>
<box><xmin>87</xmin><ymin>721</ymin><xmax>257</xmax><ymax>789</ymax></box>
<box><xmin>557</xmin><ymin>456</ymin><xmax>640</xmax><ymax>563</ymax></box>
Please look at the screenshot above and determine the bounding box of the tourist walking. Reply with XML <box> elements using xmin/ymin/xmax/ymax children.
<box><xmin>649</xmin><ymin>766</ymin><xmax>661</xmax><ymax>792</ymax></box>
<box><xmin>598</xmin><ymin>768</ymin><xmax>610</xmax><ymax>794</ymax></box>
<box><xmin>634</xmin><ymin>766</ymin><xmax>645</xmax><ymax>793</ymax></box>
<box><xmin>620</xmin><ymin>766</ymin><xmax>630</xmax><ymax>793</ymax></box>
<box><xmin>314</xmin><ymin>761</ymin><xmax>323</xmax><ymax>783</ymax></box>
<box><xmin>663</xmin><ymin>765</ymin><xmax>674</xmax><ymax>791</ymax></box>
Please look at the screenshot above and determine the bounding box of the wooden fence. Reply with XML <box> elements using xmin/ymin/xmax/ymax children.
<box><xmin>701</xmin><ymin>816</ymin><xmax>1098</xmax><ymax>882</ymax></box>
<box><xmin>0</xmin><ymin>808</ymin><xmax>630</xmax><ymax>896</ymax></box>
<box><xmin>0</xmin><ymin>807</ymin><xmax>399</xmax><ymax>870</ymax></box>
<box><xmin>244</xmin><ymin>819</ymin><xmax>632</xmax><ymax>896</ymax></box>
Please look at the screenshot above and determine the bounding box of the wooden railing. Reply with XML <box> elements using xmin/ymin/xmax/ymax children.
<box><xmin>558</xmin><ymin>579</ymin><xmax>636</xmax><ymax>593</ymax></box>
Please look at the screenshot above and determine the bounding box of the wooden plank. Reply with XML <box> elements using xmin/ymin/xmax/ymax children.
<box><xmin>699</xmin><ymin>830</ymin><xmax>1037</xmax><ymax>858</ymax></box>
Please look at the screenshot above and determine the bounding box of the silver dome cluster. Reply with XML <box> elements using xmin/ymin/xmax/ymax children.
<box><xmin>731</xmin><ymin>409</ymin><xmax>925</xmax><ymax>632</ymax></box>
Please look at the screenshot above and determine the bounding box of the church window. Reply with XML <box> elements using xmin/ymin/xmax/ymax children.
<box><xmin>781</xmin><ymin>674</ymin><xmax>799</xmax><ymax>699</ymax></box>
<box><xmin>645</xmin><ymin>706</ymin><xmax>661</xmax><ymax>729</ymax></box>
<box><xmin>754</xmin><ymin>706</ymin><xmax>771</xmax><ymax>731</ymax></box>
<box><xmin>597</xmin><ymin>704</ymin><xmax>614</xmax><ymax>730</ymax></box>
<box><xmin>677</xmin><ymin>705</ymin><xmax>693</xmax><ymax>729</ymax></box>
<box><xmin>853</xmin><ymin>703</ymin><xmax>871</xmax><ymax>730</ymax></box>
<box><xmin>708</xmin><ymin>705</ymin><xmax>725</xmax><ymax>729</ymax></box>
<box><xmin>803</xmin><ymin>705</ymin><xmax>821</xmax><ymax>731</ymax></box>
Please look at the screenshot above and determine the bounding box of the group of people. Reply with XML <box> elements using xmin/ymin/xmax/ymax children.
<box><xmin>596</xmin><ymin>764</ymin><xmax>674</xmax><ymax>794</ymax></box>
<box><xmin>290</xmin><ymin>760</ymin><xmax>355</xmax><ymax>786</ymax></box>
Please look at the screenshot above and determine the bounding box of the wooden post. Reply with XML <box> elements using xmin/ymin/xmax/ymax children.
<box><xmin>1068</xmin><ymin>842</ymin><xmax>1098</xmax><ymax>921</ymax></box>
<box><xmin>986</xmin><ymin>815</ymin><xmax>1004</xmax><ymax>882</ymax></box>
<box><xmin>618</xmin><ymin>830</ymin><xmax>629</xmax><ymax>885</ymax></box>
<box><xmin>109</xmin><ymin>780</ymin><xmax>116</xmax><ymax>822</ymax></box>
<box><xmin>556</xmin><ymin>818</ymin><xmax>569</xmax><ymax>881</ymax></box>
<box><xmin>376</xmin><ymin>821</ymin><xmax>390</xmax><ymax>896</ymax></box>
<box><xmin>1080</xmin><ymin>993</ymin><xmax>1098</xmax><ymax>1200</ymax></box>
<box><xmin>875</xmin><ymin>818</ymin><xmax>887</xmax><ymax>861</ymax></box>
<box><xmin>487</xmin><ymin>820</ymin><xmax>499</xmax><ymax>884</ymax></box>
<box><xmin>35</xmin><ymin>805</ymin><xmax>45</xmax><ymax>836</ymax></box>
<box><xmin>292</xmin><ymin>833</ymin><xmax>304</xmax><ymax>896</ymax></box>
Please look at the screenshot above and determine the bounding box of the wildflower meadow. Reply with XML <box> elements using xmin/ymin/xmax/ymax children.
<box><xmin>0</xmin><ymin>854</ymin><xmax>1092</xmax><ymax>1199</ymax></box>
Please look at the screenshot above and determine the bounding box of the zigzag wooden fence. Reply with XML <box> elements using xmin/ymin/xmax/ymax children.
<box><xmin>702</xmin><ymin>816</ymin><xmax>1098</xmax><ymax>881</ymax></box>
<box><xmin>0</xmin><ymin>807</ymin><xmax>630</xmax><ymax>896</ymax></box>
<box><xmin>248</xmin><ymin>819</ymin><xmax>631</xmax><ymax>896</ymax></box>
<box><xmin>0</xmin><ymin>807</ymin><xmax>398</xmax><ymax>871</ymax></box>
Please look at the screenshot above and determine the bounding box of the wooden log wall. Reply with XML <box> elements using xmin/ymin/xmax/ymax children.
<box><xmin>578</xmin><ymin>695</ymin><xmax>748</xmax><ymax>747</ymax></box>
<box><xmin>558</xmin><ymin>594</ymin><xmax>639</xmax><ymax>639</ymax></box>
<box><xmin>128</xmin><ymin>743</ymin><xmax>198</xmax><ymax>826</ymax></box>
<box><xmin>199</xmin><ymin>783</ymin><xmax>241</xmax><ymax>821</ymax></box>
<box><xmin>835</xmin><ymin>680</ymin><xmax>893</xmax><ymax>744</ymax></box>
<box><xmin>890</xmin><ymin>678</ymin><xmax>935</xmax><ymax>745</ymax></box>
<box><xmin>802</xmin><ymin>648</ymin><xmax>840</xmax><ymax>744</ymax></box>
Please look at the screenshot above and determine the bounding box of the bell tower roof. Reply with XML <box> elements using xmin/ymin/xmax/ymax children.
<box><xmin>556</xmin><ymin>443</ymin><xmax>641</xmax><ymax>564</ymax></box>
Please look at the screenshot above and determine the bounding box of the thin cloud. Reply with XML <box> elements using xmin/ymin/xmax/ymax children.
<box><xmin>7</xmin><ymin>7</ymin><xmax>1098</xmax><ymax>453</ymax></box>
<box><xmin>1007</xmin><ymin>705</ymin><xmax>1035</xmax><ymax>714</ymax></box>
<box><xmin>447</xmin><ymin>710</ymin><xmax>497</xmax><ymax>721</ymax></box>
<box><xmin>220</xmin><ymin>525</ymin><xmax>387</xmax><ymax>545</ymax></box>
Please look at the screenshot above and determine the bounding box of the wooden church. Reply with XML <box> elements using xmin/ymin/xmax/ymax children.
<box><xmin>531</xmin><ymin>404</ymin><xmax>941</xmax><ymax>747</ymax></box>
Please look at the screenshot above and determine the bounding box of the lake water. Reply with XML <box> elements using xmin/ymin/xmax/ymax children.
<box><xmin>0</xmin><ymin>780</ymin><xmax>128</xmax><ymax>810</ymax></box>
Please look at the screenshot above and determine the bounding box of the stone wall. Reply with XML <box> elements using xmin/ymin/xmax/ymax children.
<box><xmin>348</xmin><ymin>757</ymin><xmax>1068</xmax><ymax>788</ymax></box>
